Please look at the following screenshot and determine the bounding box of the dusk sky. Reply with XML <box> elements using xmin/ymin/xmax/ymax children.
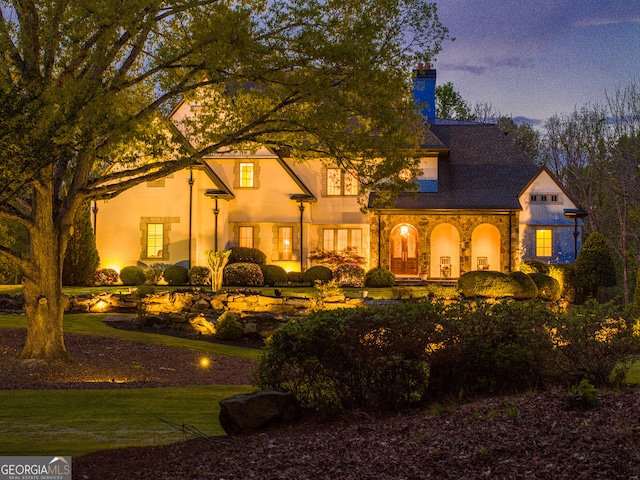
<box><xmin>431</xmin><ymin>0</ymin><xmax>640</xmax><ymax>126</ymax></box>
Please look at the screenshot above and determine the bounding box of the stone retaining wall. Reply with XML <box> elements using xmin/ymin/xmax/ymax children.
<box><xmin>0</xmin><ymin>291</ymin><xmax>368</xmax><ymax>338</ymax></box>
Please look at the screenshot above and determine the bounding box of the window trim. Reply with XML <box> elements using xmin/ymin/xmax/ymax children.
<box><xmin>324</xmin><ymin>167</ymin><xmax>359</xmax><ymax>197</ymax></box>
<box><xmin>234</xmin><ymin>160</ymin><xmax>260</xmax><ymax>189</ymax></box>
<box><xmin>140</xmin><ymin>217</ymin><xmax>179</xmax><ymax>261</ymax></box>
<box><xmin>535</xmin><ymin>229</ymin><xmax>553</xmax><ymax>257</ymax></box>
<box><xmin>321</xmin><ymin>227</ymin><xmax>362</xmax><ymax>254</ymax></box>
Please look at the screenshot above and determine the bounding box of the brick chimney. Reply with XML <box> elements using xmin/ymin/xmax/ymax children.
<box><xmin>413</xmin><ymin>63</ymin><xmax>436</xmax><ymax>119</ymax></box>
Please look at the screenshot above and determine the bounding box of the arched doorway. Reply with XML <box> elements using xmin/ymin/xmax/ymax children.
<box><xmin>471</xmin><ymin>223</ymin><xmax>501</xmax><ymax>271</ymax></box>
<box><xmin>430</xmin><ymin>223</ymin><xmax>460</xmax><ymax>278</ymax></box>
<box><xmin>390</xmin><ymin>224</ymin><xmax>419</xmax><ymax>276</ymax></box>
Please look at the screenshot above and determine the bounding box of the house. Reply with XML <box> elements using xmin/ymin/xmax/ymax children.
<box><xmin>94</xmin><ymin>66</ymin><xmax>585</xmax><ymax>280</ymax></box>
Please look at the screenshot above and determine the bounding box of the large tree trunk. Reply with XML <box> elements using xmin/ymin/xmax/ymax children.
<box><xmin>20</xmin><ymin>178</ymin><xmax>71</xmax><ymax>361</ymax></box>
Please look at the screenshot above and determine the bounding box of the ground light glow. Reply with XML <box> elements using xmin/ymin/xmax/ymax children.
<box><xmin>199</xmin><ymin>357</ymin><xmax>210</xmax><ymax>368</ymax></box>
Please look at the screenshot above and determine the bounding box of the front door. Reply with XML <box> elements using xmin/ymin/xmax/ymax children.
<box><xmin>390</xmin><ymin>224</ymin><xmax>419</xmax><ymax>275</ymax></box>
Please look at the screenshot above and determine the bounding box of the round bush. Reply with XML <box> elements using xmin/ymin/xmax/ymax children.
<box><xmin>287</xmin><ymin>271</ymin><xmax>305</xmax><ymax>284</ymax></box>
<box><xmin>509</xmin><ymin>271</ymin><xmax>539</xmax><ymax>299</ymax></box>
<box><xmin>188</xmin><ymin>265</ymin><xmax>211</xmax><ymax>285</ymax></box>
<box><xmin>223</xmin><ymin>262</ymin><xmax>264</xmax><ymax>286</ymax></box>
<box><xmin>334</xmin><ymin>264</ymin><xmax>365</xmax><ymax>287</ymax></box>
<box><xmin>528</xmin><ymin>273</ymin><xmax>561</xmax><ymax>301</ymax></box>
<box><xmin>119</xmin><ymin>266</ymin><xmax>145</xmax><ymax>286</ymax></box>
<box><xmin>94</xmin><ymin>268</ymin><xmax>119</xmax><ymax>286</ymax></box>
<box><xmin>228</xmin><ymin>247</ymin><xmax>267</xmax><ymax>265</ymax></box>
<box><xmin>260</xmin><ymin>264</ymin><xmax>288</xmax><ymax>286</ymax></box>
<box><xmin>520</xmin><ymin>259</ymin><xmax>551</xmax><ymax>275</ymax></box>
<box><xmin>303</xmin><ymin>265</ymin><xmax>333</xmax><ymax>284</ymax></box>
<box><xmin>144</xmin><ymin>265</ymin><xmax>164</xmax><ymax>285</ymax></box>
<box><xmin>164</xmin><ymin>265</ymin><xmax>189</xmax><ymax>285</ymax></box>
<box><xmin>364</xmin><ymin>268</ymin><xmax>396</xmax><ymax>287</ymax></box>
<box><xmin>458</xmin><ymin>270</ymin><xmax>538</xmax><ymax>299</ymax></box>
<box><xmin>216</xmin><ymin>311</ymin><xmax>244</xmax><ymax>340</ymax></box>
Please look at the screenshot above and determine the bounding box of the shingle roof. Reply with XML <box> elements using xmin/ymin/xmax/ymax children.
<box><xmin>371</xmin><ymin>122</ymin><xmax>539</xmax><ymax>211</ymax></box>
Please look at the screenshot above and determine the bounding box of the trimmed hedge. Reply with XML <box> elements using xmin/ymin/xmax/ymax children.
<box><xmin>188</xmin><ymin>266</ymin><xmax>211</xmax><ymax>285</ymax></box>
<box><xmin>364</xmin><ymin>267</ymin><xmax>396</xmax><ymax>287</ymax></box>
<box><xmin>164</xmin><ymin>265</ymin><xmax>189</xmax><ymax>285</ymax></box>
<box><xmin>120</xmin><ymin>266</ymin><xmax>145</xmax><ymax>286</ymax></box>
<box><xmin>261</xmin><ymin>264</ymin><xmax>288</xmax><ymax>286</ymax></box>
<box><xmin>228</xmin><ymin>247</ymin><xmax>267</xmax><ymax>265</ymax></box>
<box><xmin>458</xmin><ymin>270</ymin><xmax>538</xmax><ymax>299</ymax></box>
<box><xmin>528</xmin><ymin>273</ymin><xmax>561</xmax><ymax>301</ymax></box>
<box><xmin>223</xmin><ymin>262</ymin><xmax>264</xmax><ymax>286</ymax></box>
<box><xmin>303</xmin><ymin>265</ymin><xmax>333</xmax><ymax>284</ymax></box>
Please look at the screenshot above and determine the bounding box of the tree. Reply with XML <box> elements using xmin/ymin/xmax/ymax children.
<box><xmin>496</xmin><ymin>117</ymin><xmax>542</xmax><ymax>163</ymax></box>
<box><xmin>435</xmin><ymin>82</ymin><xmax>476</xmax><ymax>121</ymax></box>
<box><xmin>0</xmin><ymin>1</ymin><xmax>449</xmax><ymax>360</ymax></box>
<box><xmin>575</xmin><ymin>232</ymin><xmax>616</xmax><ymax>301</ymax></box>
<box><xmin>62</xmin><ymin>202</ymin><xmax>99</xmax><ymax>286</ymax></box>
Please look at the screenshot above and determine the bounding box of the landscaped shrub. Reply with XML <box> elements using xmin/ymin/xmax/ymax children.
<box><xmin>188</xmin><ymin>266</ymin><xmax>211</xmax><ymax>285</ymax></box>
<box><xmin>215</xmin><ymin>311</ymin><xmax>244</xmax><ymax>340</ymax></box>
<box><xmin>333</xmin><ymin>264</ymin><xmax>365</xmax><ymax>287</ymax></box>
<box><xmin>508</xmin><ymin>271</ymin><xmax>539</xmax><ymax>299</ymax></box>
<box><xmin>547</xmin><ymin>300</ymin><xmax>640</xmax><ymax>385</ymax></box>
<box><xmin>163</xmin><ymin>265</ymin><xmax>189</xmax><ymax>285</ymax></box>
<box><xmin>260</xmin><ymin>264</ymin><xmax>288</xmax><ymax>286</ymax></box>
<box><xmin>303</xmin><ymin>265</ymin><xmax>333</xmax><ymax>284</ymax></box>
<box><xmin>287</xmin><ymin>271</ymin><xmax>305</xmax><ymax>284</ymax></box>
<box><xmin>549</xmin><ymin>263</ymin><xmax>577</xmax><ymax>303</ymax></box>
<box><xmin>223</xmin><ymin>262</ymin><xmax>264</xmax><ymax>286</ymax></box>
<box><xmin>426</xmin><ymin>300</ymin><xmax>558</xmax><ymax>397</ymax></box>
<box><xmin>253</xmin><ymin>302</ymin><xmax>439</xmax><ymax>411</ymax></box>
<box><xmin>63</xmin><ymin>202</ymin><xmax>100</xmax><ymax>286</ymax></box>
<box><xmin>528</xmin><ymin>273</ymin><xmax>561</xmax><ymax>301</ymax></box>
<box><xmin>575</xmin><ymin>231</ymin><xmax>617</xmax><ymax>300</ymax></box>
<box><xmin>227</xmin><ymin>247</ymin><xmax>267</xmax><ymax>265</ymax></box>
<box><xmin>458</xmin><ymin>270</ymin><xmax>536</xmax><ymax>298</ymax></box>
<box><xmin>144</xmin><ymin>264</ymin><xmax>165</xmax><ymax>285</ymax></box>
<box><xmin>119</xmin><ymin>266</ymin><xmax>145</xmax><ymax>286</ymax></box>
<box><xmin>94</xmin><ymin>268</ymin><xmax>119</xmax><ymax>285</ymax></box>
<box><xmin>520</xmin><ymin>259</ymin><xmax>551</xmax><ymax>275</ymax></box>
<box><xmin>364</xmin><ymin>267</ymin><xmax>395</xmax><ymax>288</ymax></box>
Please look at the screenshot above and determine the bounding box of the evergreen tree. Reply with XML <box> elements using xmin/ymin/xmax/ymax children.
<box><xmin>575</xmin><ymin>232</ymin><xmax>616</xmax><ymax>300</ymax></box>
<box><xmin>63</xmin><ymin>203</ymin><xmax>100</xmax><ymax>286</ymax></box>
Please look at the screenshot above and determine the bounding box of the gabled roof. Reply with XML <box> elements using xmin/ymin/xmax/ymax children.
<box><xmin>519</xmin><ymin>165</ymin><xmax>586</xmax><ymax>213</ymax></box>
<box><xmin>371</xmin><ymin>122</ymin><xmax>540</xmax><ymax>211</ymax></box>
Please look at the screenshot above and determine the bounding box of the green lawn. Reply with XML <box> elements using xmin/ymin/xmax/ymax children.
<box><xmin>0</xmin><ymin>385</ymin><xmax>253</xmax><ymax>457</ymax></box>
<box><xmin>1</xmin><ymin>313</ymin><xmax>261</xmax><ymax>360</ymax></box>
<box><xmin>0</xmin><ymin>313</ymin><xmax>259</xmax><ymax>457</ymax></box>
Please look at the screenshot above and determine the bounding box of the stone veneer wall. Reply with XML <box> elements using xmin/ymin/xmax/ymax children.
<box><xmin>370</xmin><ymin>212</ymin><xmax>520</xmax><ymax>275</ymax></box>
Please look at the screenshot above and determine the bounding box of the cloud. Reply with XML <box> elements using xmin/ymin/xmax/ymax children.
<box><xmin>438</xmin><ymin>56</ymin><xmax>536</xmax><ymax>76</ymax></box>
<box><xmin>574</xmin><ymin>16</ymin><xmax>640</xmax><ymax>27</ymax></box>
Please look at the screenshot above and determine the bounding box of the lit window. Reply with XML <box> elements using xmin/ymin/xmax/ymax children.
<box><xmin>239</xmin><ymin>226</ymin><xmax>254</xmax><ymax>248</ymax></box>
<box><xmin>279</xmin><ymin>227</ymin><xmax>293</xmax><ymax>260</ymax></box>
<box><xmin>147</xmin><ymin>224</ymin><xmax>164</xmax><ymax>258</ymax></box>
<box><xmin>323</xmin><ymin>228</ymin><xmax>361</xmax><ymax>254</ymax></box>
<box><xmin>327</xmin><ymin>168</ymin><xmax>358</xmax><ymax>196</ymax></box>
<box><xmin>536</xmin><ymin>230</ymin><xmax>552</xmax><ymax>257</ymax></box>
<box><xmin>239</xmin><ymin>162</ymin><xmax>254</xmax><ymax>187</ymax></box>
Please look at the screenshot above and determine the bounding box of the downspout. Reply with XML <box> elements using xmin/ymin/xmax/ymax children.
<box><xmin>298</xmin><ymin>201</ymin><xmax>305</xmax><ymax>271</ymax></box>
<box><xmin>213</xmin><ymin>198</ymin><xmax>220</xmax><ymax>251</ymax></box>
<box><xmin>188</xmin><ymin>170</ymin><xmax>194</xmax><ymax>268</ymax></box>
<box><xmin>508</xmin><ymin>212</ymin><xmax>513</xmax><ymax>273</ymax></box>
<box><xmin>377</xmin><ymin>211</ymin><xmax>382</xmax><ymax>268</ymax></box>
<box><xmin>92</xmin><ymin>201</ymin><xmax>98</xmax><ymax>238</ymax></box>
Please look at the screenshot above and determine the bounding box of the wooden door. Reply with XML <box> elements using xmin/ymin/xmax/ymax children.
<box><xmin>390</xmin><ymin>225</ymin><xmax>418</xmax><ymax>275</ymax></box>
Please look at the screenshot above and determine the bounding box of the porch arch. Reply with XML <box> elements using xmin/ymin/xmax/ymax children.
<box><xmin>430</xmin><ymin>223</ymin><xmax>460</xmax><ymax>278</ymax></box>
<box><xmin>471</xmin><ymin>223</ymin><xmax>501</xmax><ymax>271</ymax></box>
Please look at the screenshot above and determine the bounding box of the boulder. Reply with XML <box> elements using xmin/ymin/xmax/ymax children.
<box><xmin>219</xmin><ymin>391</ymin><xmax>300</xmax><ymax>435</ymax></box>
